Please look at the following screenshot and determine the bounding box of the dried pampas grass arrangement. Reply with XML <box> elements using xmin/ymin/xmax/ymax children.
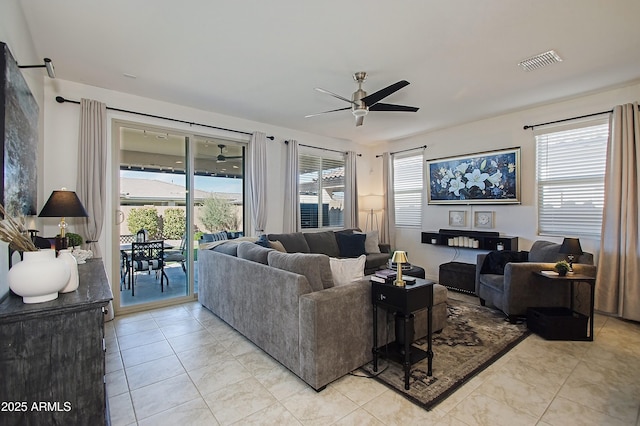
<box><xmin>0</xmin><ymin>204</ymin><xmax>38</xmax><ymax>252</ymax></box>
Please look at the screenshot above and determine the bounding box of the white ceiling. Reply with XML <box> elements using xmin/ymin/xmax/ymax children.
<box><xmin>18</xmin><ymin>0</ymin><xmax>640</xmax><ymax>145</ymax></box>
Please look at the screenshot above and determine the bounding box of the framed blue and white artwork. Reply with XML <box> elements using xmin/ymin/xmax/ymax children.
<box><xmin>426</xmin><ymin>147</ymin><xmax>520</xmax><ymax>205</ymax></box>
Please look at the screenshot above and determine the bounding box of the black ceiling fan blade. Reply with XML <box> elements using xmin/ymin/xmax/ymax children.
<box><xmin>369</xmin><ymin>103</ymin><xmax>419</xmax><ymax>112</ymax></box>
<box><xmin>361</xmin><ymin>80</ymin><xmax>410</xmax><ymax>106</ymax></box>
<box><xmin>305</xmin><ymin>107</ymin><xmax>351</xmax><ymax>118</ymax></box>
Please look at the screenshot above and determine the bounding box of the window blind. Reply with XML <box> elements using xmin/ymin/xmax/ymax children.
<box><xmin>535</xmin><ymin>120</ymin><xmax>608</xmax><ymax>237</ymax></box>
<box><xmin>393</xmin><ymin>154</ymin><xmax>423</xmax><ymax>227</ymax></box>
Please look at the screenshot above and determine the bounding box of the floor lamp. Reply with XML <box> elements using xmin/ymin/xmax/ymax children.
<box><xmin>361</xmin><ymin>195</ymin><xmax>384</xmax><ymax>232</ymax></box>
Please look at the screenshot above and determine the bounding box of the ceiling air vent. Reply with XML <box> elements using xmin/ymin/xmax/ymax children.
<box><xmin>518</xmin><ymin>50</ymin><xmax>563</xmax><ymax>72</ymax></box>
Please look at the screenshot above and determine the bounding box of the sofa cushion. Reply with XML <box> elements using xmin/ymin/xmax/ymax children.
<box><xmin>354</xmin><ymin>230</ymin><xmax>381</xmax><ymax>254</ymax></box>
<box><xmin>364</xmin><ymin>252</ymin><xmax>389</xmax><ymax>273</ymax></box>
<box><xmin>303</xmin><ymin>231</ymin><xmax>341</xmax><ymax>257</ymax></box>
<box><xmin>479</xmin><ymin>274</ymin><xmax>505</xmax><ymax>292</ymax></box>
<box><xmin>237</xmin><ymin>241</ymin><xmax>273</xmax><ymax>264</ymax></box>
<box><xmin>201</xmin><ymin>231</ymin><xmax>228</xmax><ymax>243</ymax></box>
<box><xmin>329</xmin><ymin>255</ymin><xmax>366</xmax><ymax>286</ymax></box>
<box><xmin>268</xmin><ymin>232</ymin><xmax>310</xmax><ymax>253</ymax></box>
<box><xmin>211</xmin><ymin>241</ymin><xmax>239</xmax><ymax>256</ymax></box>
<box><xmin>267</xmin><ymin>251</ymin><xmax>334</xmax><ymax>291</ymax></box>
<box><xmin>335</xmin><ymin>228</ymin><xmax>360</xmax><ymax>235</ymax></box>
<box><xmin>335</xmin><ymin>232</ymin><xmax>366</xmax><ymax>257</ymax></box>
<box><xmin>528</xmin><ymin>241</ymin><xmax>565</xmax><ymax>263</ymax></box>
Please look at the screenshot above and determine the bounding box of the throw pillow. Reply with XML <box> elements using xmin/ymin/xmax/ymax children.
<box><xmin>335</xmin><ymin>232</ymin><xmax>366</xmax><ymax>257</ymax></box>
<box><xmin>267</xmin><ymin>251</ymin><xmax>333</xmax><ymax>291</ymax></box>
<box><xmin>329</xmin><ymin>255</ymin><xmax>366</xmax><ymax>286</ymax></box>
<box><xmin>237</xmin><ymin>241</ymin><xmax>273</xmax><ymax>264</ymax></box>
<box><xmin>480</xmin><ymin>250</ymin><xmax>529</xmax><ymax>275</ymax></box>
<box><xmin>354</xmin><ymin>230</ymin><xmax>381</xmax><ymax>254</ymax></box>
<box><xmin>269</xmin><ymin>240</ymin><xmax>287</xmax><ymax>252</ymax></box>
<box><xmin>255</xmin><ymin>234</ymin><xmax>271</xmax><ymax>248</ymax></box>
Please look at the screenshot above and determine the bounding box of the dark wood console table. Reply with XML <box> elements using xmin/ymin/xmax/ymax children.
<box><xmin>372</xmin><ymin>278</ymin><xmax>434</xmax><ymax>390</ymax></box>
<box><xmin>0</xmin><ymin>259</ymin><xmax>113</xmax><ymax>425</ymax></box>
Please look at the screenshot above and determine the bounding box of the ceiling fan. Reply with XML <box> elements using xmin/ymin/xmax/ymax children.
<box><xmin>216</xmin><ymin>144</ymin><xmax>242</xmax><ymax>162</ymax></box>
<box><xmin>305</xmin><ymin>72</ymin><xmax>419</xmax><ymax>127</ymax></box>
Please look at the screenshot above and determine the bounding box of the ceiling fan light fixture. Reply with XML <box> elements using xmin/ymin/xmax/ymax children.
<box><xmin>352</xmin><ymin>108</ymin><xmax>368</xmax><ymax>117</ymax></box>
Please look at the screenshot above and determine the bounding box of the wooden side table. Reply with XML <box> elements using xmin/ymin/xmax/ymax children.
<box><xmin>371</xmin><ymin>278</ymin><xmax>434</xmax><ymax>390</ymax></box>
<box><xmin>533</xmin><ymin>272</ymin><xmax>596</xmax><ymax>341</ymax></box>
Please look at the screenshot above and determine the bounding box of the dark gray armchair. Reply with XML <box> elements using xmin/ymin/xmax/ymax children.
<box><xmin>476</xmin><ymin>240</ymin><xmax>596</xmax><ymax>322</ymax></box>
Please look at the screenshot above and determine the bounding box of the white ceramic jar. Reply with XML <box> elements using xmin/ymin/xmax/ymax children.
<box><xmin>8</xmin><ymin>249</ymin><xmax>70</xmax><ymax>303</ymax></box>
<box><xmin>58</xmin><ymin>249</ymin><xmax>79</xmax><ymax>293</ymax></box>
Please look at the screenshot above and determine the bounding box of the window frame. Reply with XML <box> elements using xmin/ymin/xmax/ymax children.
<box><xmin>298</xmin><ymin>148</ymin><xmax>346</xmax><ymax>230</ymax></box>
<box><xmin>534</xmin><ymin>117</ymin><xmax>609</xmax><ymax>238</ymax></box>
<box><xmin>393</xmin><ymin>152</ymin><xmax>424</xmax><ymax>228</ymax></box>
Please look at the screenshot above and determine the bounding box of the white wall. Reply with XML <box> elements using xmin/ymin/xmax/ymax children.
<box><xmin>42</xmin><ymin>79</ymin><xmax>367</xmax><ymax>286</ymax></box>
<box><xmin>376</xmin><ymin>81</ymin><xmax>640</xmax><ymax>281</ymax></box>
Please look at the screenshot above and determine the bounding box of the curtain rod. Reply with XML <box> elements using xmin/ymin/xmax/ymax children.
<box><xmin>375</xmin><ymin>144</ymin><xmax>427</xmax><ymax>158</ymax></box>
<box><xmin>284</xmin><ymin>140</ymin><xmax>361</xmax><ymax>156</ymax></box>
<box><xmin>524</xmin><ymin>103</ymin><xmax>640</xmax><ymax>130</ymax></box>
<box><xmin>55</xmin><ymin>96</ymin><xmax>274</xmax><ymax>140</ymax></box>
<box><xmin>523</xmin><ymin>110</ymin><xmax>612</xmax><ymax>130</ymax></box>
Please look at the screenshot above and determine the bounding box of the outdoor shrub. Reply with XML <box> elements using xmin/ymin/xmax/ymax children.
<box><xmin>127</xmin><ymin>207</ymin><xmax>159</xmax><ymax>238</ymax></box>
<box><xmin>199</xmin><ymin>195</ymin><xmax>238</xmax><ymax>232</ymax></box>
<box><xmin>162</xmin><ymin>208</ymin><xmax>186</xmax><ymax>240</ymax></box>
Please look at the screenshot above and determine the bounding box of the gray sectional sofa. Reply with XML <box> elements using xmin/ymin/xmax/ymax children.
<box><xmin>198</xmin><ymin>230</ymin><xmax>448</xmax><ymax>390</ymax></box>
<box><xmin>266</xmin><ymin>229</ymin><xmax>391</xmax><ymax>275</ymax></box>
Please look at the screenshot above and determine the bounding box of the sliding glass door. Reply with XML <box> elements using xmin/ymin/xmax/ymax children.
<box><xmin>114</xmin><ymin>123</ymin><xmax>246</xmax><ymax>312</ymax></box>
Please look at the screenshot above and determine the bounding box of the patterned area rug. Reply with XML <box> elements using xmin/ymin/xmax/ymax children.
<box><xmin>360</xmin><ymin>299</ymin><xmax>530</xmax><ymax>410</ymax></box>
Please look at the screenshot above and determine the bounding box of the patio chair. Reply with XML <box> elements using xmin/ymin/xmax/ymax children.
<box><xmin>129</xmin><ymin>240</ymin><xmax>168</xmax><ymax>296</ymax></box>
<box><xmin>136</xmin><ymin>229</ymin><xmax>148</xmax><ymax>242</ymax></box>
<box><xmin>164</xmin><ymin>235</ymin><xmax>187</xmax><ymax>273</ymax></box>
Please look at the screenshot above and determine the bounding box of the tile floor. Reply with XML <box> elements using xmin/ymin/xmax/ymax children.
<box><xmin>106</xmin><ymin>293</ymin><xmax>640</xmax><ymax>425</ymax></box>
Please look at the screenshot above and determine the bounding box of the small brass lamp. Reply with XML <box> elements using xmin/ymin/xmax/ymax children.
<box><xmin>391</xmin><ymin>250</ymin><xmax>408</xmax><ymax>287</ymax></box>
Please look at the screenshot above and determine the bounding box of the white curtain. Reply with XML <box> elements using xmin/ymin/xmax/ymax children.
<box><xmin>344</xmin><ymin>151</ymin><xmax>358</xmax><ymax>228</ymax></box>
<box><xmin>596</xmin><ymin>102</ymin><xmax>640</xmax><ymax>321</ymax></box>
<box><xmin>283</xmin><ymin>140</ymin><xmax>299</xmax><ymax>232</ymax></box>
<box><xmin>248</xmin><ymin>132</ymin><xmax>267</xmax><ymax>235</ymax></box>
<box><xmin>380</xmin><ymin>152</ymin><xmax>396</xmax><ymax>247</ymax></box>
<box><xmin>76</xmin><ymin>99</ymin><xmax>107</xmax><ymax>257</ymax></box>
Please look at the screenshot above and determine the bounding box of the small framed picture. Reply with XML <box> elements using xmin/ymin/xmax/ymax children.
<box><xmin>474</xmin><ymin>211</ymin><xmax>494</xmax><ymax>229</ymax></box>
<box><xmin>449</xmin><ymin>210</ymin><xmax>467</xmax><ymax>227</ymax></box>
